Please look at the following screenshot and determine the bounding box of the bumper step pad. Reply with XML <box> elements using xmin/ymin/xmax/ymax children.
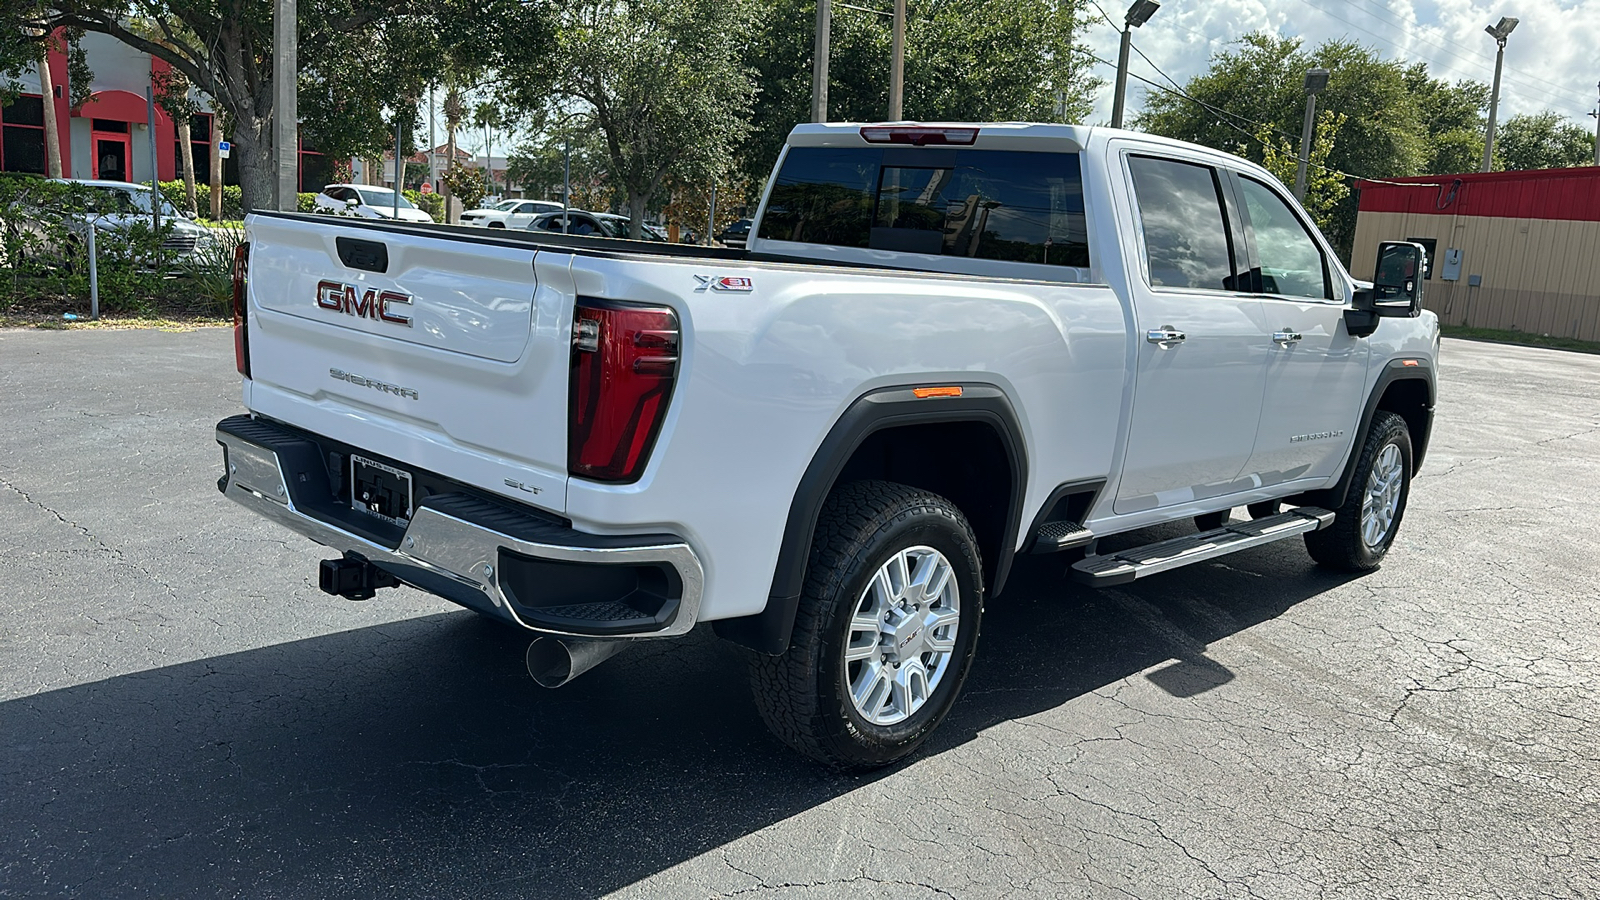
<box><xmin>1072</xmin><ymin>507</ymin><xmax>1334</xmax><ymax>586</ymax></box>
<box><xmin>1033</xmin><ymin>520</ymin><xmax>1095</xmax><ymax>553</ymax></box>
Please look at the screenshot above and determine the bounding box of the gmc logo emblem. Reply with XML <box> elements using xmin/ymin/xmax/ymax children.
<box><xmin>316</xmin><ymin>280</ymin><xmax>413</xmax><ymax>327</ymax></box>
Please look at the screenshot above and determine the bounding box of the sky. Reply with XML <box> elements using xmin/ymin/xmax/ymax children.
<box><xmin>1080</xmin><ymin>0</ymin><xmax>1600</xmax><ymax>128</ymax></box>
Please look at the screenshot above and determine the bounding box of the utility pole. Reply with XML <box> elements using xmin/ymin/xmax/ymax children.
<box><xmin>1481</xmin><ymin>16</ymin><xmax>1518</xmax><ymax>173</ymax></box>
<box><xmin>392</xmin><ymin>112</ymin><xmax>402</xmax><ymax>219</ymax></box>
<box><xmin>888</xmin><ymin>0</ymin><xmax>906</xmax><ymax>120</ymax></box>
<box><xmin>1294</xmin><ymin>68</ymin><xmax>1329</xmax><ymax>203</ymax></box>
<box><xmin>1110</xmin><ymin>0</ymin><xmax>1160</xmax><ymax>129</ymax></box>
<box><xmin>146</xmin><ymin>85</ymin><xmax>160</xmax><ymax>237</ymax></box>
<box><xmin>273</xmin><ymin>0</ymin><xmax>298</xmax><ymax>210</ymax></box>
<box><xmin>811</xmin><ymin>0</ymin><xmax>830</xmax><ymax>122</ymax></box>
<box><xmin>1591</xmin><ymin>81</ymin><xmax>1599</xmax><ymax>167</ymax></box>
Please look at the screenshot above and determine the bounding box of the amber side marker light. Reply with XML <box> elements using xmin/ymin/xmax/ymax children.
<box><xmin>912</xmin><ymin>386</ymin><xmax>964</xmax><ymax>399</ymax></box>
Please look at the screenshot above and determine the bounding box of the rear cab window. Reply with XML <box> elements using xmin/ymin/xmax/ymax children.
<box><xmin>1126</xmin><ymin>155</ymin><xmax>1241</xmax><ymax>292</ymax></box>
<box><xmin>756</xmin><ymin>146</ymin><xmax>1091</xmax><ymax>277</ymax></box>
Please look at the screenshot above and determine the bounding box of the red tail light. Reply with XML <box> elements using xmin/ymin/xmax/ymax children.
<box><xmin>232</xmin><ymin>241</ymin><xmax>251</xmax><ymax>378</ymax></box>
<box><xmin>568</xmin><ymin>300</ymin><xmax>680</xmax><ymax>482</ymax></box>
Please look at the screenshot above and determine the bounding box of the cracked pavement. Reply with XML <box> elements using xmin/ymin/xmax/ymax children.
<box><xmin>1</xmin><ymin>330</ymin><xmax>1597</xmax><ymax>899</ymax></box>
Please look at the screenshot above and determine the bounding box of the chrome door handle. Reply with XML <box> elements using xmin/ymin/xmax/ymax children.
<box><xmin>1273</xmin><ymin>331</ymin><xmax>1303</xmax><ymax>345</ymax></box>
<box><xmin>1146</xmin><ymin>328</ymin><xmax>1186</xmax><ymax>346</ymax></box>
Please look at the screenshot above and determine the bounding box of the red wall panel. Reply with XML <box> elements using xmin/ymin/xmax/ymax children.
<box><xmin>1358</xmin><ymin>168</ymin><xmax>1600</xmax><ymax>223</ymax></box>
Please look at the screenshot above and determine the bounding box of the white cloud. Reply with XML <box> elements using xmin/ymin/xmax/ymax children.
<box><xmin>1084</xmin><ymin>0</ymin><xmax>1599</xmax><ymax>127</ymax></box>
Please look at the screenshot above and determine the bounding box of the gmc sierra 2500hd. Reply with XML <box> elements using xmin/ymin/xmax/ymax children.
<box><xmin>217</xmin><ymin>123</ymin><xmax>1437</xmax><ymax>769</ymax></box>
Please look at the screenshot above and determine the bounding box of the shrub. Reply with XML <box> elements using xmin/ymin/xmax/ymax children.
<box><xmin>158</xmin><ymin>180</ymin><xmax>244</xmax><ymax>222</ymax></box>
<box><xmin>404</xmin><ymin>189</ymin><xmax>444</xmax><ymax>222</ymax></box>
<box><xmin>1</xmin><ymin>175</ymin><xmax>171</xmax><ymax>313</ymax></box>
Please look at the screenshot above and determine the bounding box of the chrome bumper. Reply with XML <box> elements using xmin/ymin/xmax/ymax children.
<box><xmin>217</xmin><ymin>422</ymin><xmax>703</xmax><ymax>638</ymax></box>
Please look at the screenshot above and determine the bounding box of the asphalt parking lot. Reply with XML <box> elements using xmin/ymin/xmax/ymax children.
<box><xmin>1</xmin><ymin>329</ymin><xmax>1596</xmax><ymax>899</ymax></box>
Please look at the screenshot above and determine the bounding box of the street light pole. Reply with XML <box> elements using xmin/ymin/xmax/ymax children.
<box><xmin>811</xmin><ymin>0</ymin><xmax>831</xmax><ymax>122</ymax></box>
<box><xmin>273</xmin><ymin>0</ymin><xmax>297</xmax><ymax>211</ymax></box>
<box><xmin>888</xmin><ymin>0</ymin><xmax>905</xmax><ymax>120</ymax></box>
<box><xmin>1109</xmin><ymin>0</ymin><xmax>1159</xmax><ymax>129</ymax></box>
<box><xmin>1481</xmin><ymin>16</ymin><xmax>1518</xmax><ymax>173</ymax></box>
<box><xmin>1591</xmin><ymin>81</ymin><xmax>1599</xmax><ymax>167</ymax></box>
<box><xmin>1294</xmin><ymin>68</ymin><xmax>1329</xmax><ymax>203</ymax></box>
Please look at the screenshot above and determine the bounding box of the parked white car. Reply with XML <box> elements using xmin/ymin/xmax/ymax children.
<box><xmin>312</xmin><ymin>184</ymin><xmax>434</xmax><ymax>223</ymax></box>
<box><xmin>222</xmin><ymin>122</ymin><xmax>1439</xmax><ymax>770</ymax></box>
<box><xmin>460</xmin><ymin>198</ymin><xmax>564</xmax><ymax>229</ymax></box>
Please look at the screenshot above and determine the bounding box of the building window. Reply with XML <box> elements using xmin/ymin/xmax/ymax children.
<box><xmin>1</xmin><ymin>95</ymin><xmax>48</xmax><ymax>175</ymax></box>
<box><xmin>173</xmin><ymin>113</ymin><xmax>213</xmax><ymax>181</ymax></box>
<box><xmin>91</xmin><ymin>118</ymin><xmax>130</xmax><ymax>134</ymax></box>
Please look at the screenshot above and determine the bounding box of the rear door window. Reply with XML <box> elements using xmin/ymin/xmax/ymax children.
<box><xmin>758</xmin><ymin>147</ymin><xmax>1089</xmax><ymax>268</ymax></box>
<box><xmin>1127</xmin><ymin>156</ymin><xmax>1238</xmax><ymax>292</ymax></box>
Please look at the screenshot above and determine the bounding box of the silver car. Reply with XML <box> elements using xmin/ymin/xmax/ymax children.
<box><xmin>47</xmin><ymin>179</ymin><xmax>219</xmax><ymax>266</ymax></box>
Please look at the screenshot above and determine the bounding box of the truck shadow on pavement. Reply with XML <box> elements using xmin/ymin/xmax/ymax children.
<box><xmin>0</xmin><ymin>530</ymin><xmax>1361</xmax><ymax>899</ymax></box>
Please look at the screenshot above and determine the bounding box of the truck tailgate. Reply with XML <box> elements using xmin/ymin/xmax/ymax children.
<box><xmin>242</xmin><ymin>214</ymin><xmax>573</xmax><ymax>512</ymax></box>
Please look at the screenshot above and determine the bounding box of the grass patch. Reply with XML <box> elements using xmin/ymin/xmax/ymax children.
<box><xmin>1440</xmin><ymin>325</ymin><xmax>1600</xmax><ymax>355</ymax></box>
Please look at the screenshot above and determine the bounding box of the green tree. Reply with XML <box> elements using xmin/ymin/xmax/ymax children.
<box><xmin>740</xmin><ymin>0</ymin><xmax>1099</xmax><ymax>189</ymax></box>
<box><xmin>1253</xmin><ymin>109</ymin><xmax>1349</xmax><ymax>234</ymax></box>
<box><xmin>1403</xmin><ymin>64</ymin><xmax>1487</xmax><ymax>174</ymax></box>
<box><xmin>2</xmin><ymin>0</ymin><xmax>526</xmax><ymax>213</ymax></box>
<box><xmin>498</xmin><ymin>0</ymin><xmax>763</xmax><ymax>238</ymax></box>
<box><xmin>507</xmin><ymin>124</ymin><xmax>611</xmax><ymax>208</ymax></box>
<box><xmin>1136</xmin><ymin>33</ymin><xmax>1484</xmax><ymax>259</ymax></box>
<box><xmin>1494</xmin><ymin>112</ymin><xmax>1595</xmax><ymax>171</ymax></box>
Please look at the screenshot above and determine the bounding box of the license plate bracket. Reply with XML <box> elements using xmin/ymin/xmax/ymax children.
<box><xmin>350</xmin><ymin>454</ymin><xmax>414</xmax><ymax>526</ymax></box>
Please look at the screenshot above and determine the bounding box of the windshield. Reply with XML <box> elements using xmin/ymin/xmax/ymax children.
<box><xmin>90</xmin><ymin>185</ymin><xmax>181</xmax><ymax>218</ymax></box>
<box><xmin>356</xmin><ymin>189</ymin><xmax>417</xmax><ymax>210</ymax></box>
<box><xmin>493</xmin><ymin>199</ymin><xmax>522</xmax><ymax>211</ymax></box>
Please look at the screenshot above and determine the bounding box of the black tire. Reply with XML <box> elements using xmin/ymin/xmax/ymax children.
<box><xmin>749</xmin><ymin>480</ymin><xmax>984</xmax><ymax>770</ymax></box>
<box><xmin>1194</xmin><ymin>509</ymin><xmax>1231</xmax><ymax>532</ymax></box>
<box><xmin>1304</xmin><ymin>411</ymin><xmax>1413</xmax><ymax>571</ymax></box>
<box><xmin>488</xmin><ymin>222</ymin><xmax>505</xmax><ymax>228</ymax></box>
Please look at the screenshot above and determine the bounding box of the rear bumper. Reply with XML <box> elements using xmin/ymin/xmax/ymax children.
<box><xmin>216</xmin><ymin>415</ymin><xmax>703</xmax><ymax>638</ymax></box>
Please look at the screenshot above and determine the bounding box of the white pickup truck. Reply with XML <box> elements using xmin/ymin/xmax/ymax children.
<box><xmin>217</xmin><ymin>123</ymin><xmax>1438</xmax><ymax>769</ymax></box>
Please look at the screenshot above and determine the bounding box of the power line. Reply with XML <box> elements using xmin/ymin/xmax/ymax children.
<box><xmin>1289</xmin><ymin>0</ymin><xmax>1587</xmax><ymax>107</ymax></box>
<box><xmin>1327</xmin><ymin>0</ymin><xmax>1582</xmax><ymax>100</ymax></box>
<box><xmin>1082</xmin><ymin>49</ymin><xmax>1442</xmax><ymax>188</ymax></box>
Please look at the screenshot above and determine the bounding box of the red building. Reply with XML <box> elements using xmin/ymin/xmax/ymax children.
<box><xmin>0</xmin><ymin>31</ymin><xmax>332</xmax><ymax>192</ymax></box>
<box><xmin>1352</xmin><ymin>167</ymin><xmax>1600</xmax><ymax>343</ymax></box>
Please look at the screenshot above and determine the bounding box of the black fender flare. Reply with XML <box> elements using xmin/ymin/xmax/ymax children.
<box><xmin>1294</xmin><ymin>358</ymin><xmax>1436</xmax><ymax>511</ymax></box>
<box><xmin>714</xmin><ymin>383</ymin><xmax>1028</xmax><ymax>655</ymax></box>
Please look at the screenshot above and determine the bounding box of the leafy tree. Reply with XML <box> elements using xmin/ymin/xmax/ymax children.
<box><xmin>1403</xmin><ymin>65</ymin><xmax>1487</xmax><ymax>175</ymax></box>
<box><xmin>1494</xmin><ymin>112</ymin><xmax>1595</xmax><ymax>171</ymax></box>
<box><xmin>1</xmin><ymin>0</ymin><xmax>531</xmax><ymax>213</ymax></box>
<box><xmin>740</xmin><ymin>0</ymin><xmax>1100</xmax><ymax>189</ymax></box>
<box><xmin>1253</xmin><ymin>109</ymin><xmax>1349</xmax><ymax>234</ymax></box>
<box><xmin>149</xmin><ymin>58</ymin><xmax>202</xmax><ymax>216</ymax></box>
<box><xmin>1136</xmin><ymin>33</ymin><xmax>1485</xmax><ymax>259</ymax></box>
<box><xmin>498</xmin><ymin>0</ymin><xmax>762</xmax><ymax>238</ymax></box>
<box><xmin>507</xmin><ymin>125</ymin><xmax>612</xmax><ymax>209</ymax></box>
<box><xmin>441</xmin><ymin>159</ymin><xmax>488</xmax><ymax>209</ymax></box>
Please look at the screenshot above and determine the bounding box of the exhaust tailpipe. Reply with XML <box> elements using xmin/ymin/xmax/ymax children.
<box><xmin>525</xmin><ymin>637</ymin><xmax>626</xmax><ymax>689</ymax></box>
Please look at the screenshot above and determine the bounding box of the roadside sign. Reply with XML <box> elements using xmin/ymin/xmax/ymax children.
<box><xmin>218</xmin><ymin>140</ymin><xmax>231</xmax><ymax>159</ymax></box>
<box><xmin>420</xmin><ymin>182</ymin><xmax>433</xmax><ymax>194</ymax></box>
